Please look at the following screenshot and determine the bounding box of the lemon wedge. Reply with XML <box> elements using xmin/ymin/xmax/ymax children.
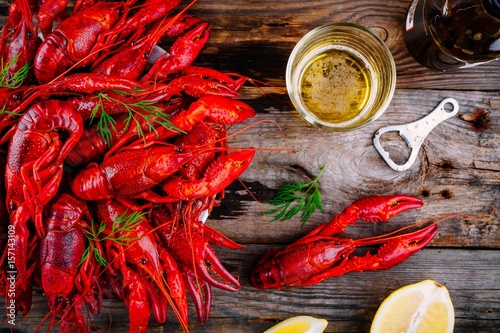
<box><xmin>370</xmin><ymin>279</ymin><xmax>454</xmax><ymax>333</ymax></box>
<box><xmin>263</xmin><ymin>316</ymin><xmax>328</xmax><ymax>333</ymax></box>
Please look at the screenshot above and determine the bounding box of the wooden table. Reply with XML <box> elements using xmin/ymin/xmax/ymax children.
<box><xmin>1</xmin><ymin>0</ymin><xmax>499</xmax><ymax>332</ymax></box>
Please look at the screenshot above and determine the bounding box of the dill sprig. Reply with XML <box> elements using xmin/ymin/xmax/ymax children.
<box><xmin>90</xmin><ymin>90</ymin><xmax>181</xmax><ymax>146</ymax></box>
<box><xmin>80</xmin><ymin>210</ymin><xmax>145</xmax><ymax>267</ymax></box>
<box><xmin>0</xmin><ymin>103</ymin><xmax>21</xmax><ymax>117</ymax></box>
<box><xmin>0</xmin><ymin>53</ymin><xmax>30</xmax><ymax>89</ymax></box>
<box><xmin>89</xmin><ymin>92</ymin><xmax>117</xmax><ymax>147</ymax></box>
<box><xmin>264</xmin><ymin>165</ymin><xmax>326</xmax><ymax>226</ymax></box>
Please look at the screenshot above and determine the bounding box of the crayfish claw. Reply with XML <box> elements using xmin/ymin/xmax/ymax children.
<box><xmin>352</xmin><ymin>194</ymin><xmax>424</xmax><ymax>222</ymax></box>
<box><xmin>185</xmin><ymin>271</ymin><xmax>212</xmax><ymax>323</ymax></box>
<box><xmin>202</xmin><ymin>223</ymin><xmax>244</xmax><ymax>249</ymax></box>
<box><xmin>198</xmin><ymin>246</ymin><xmax>241</xmax><ymax>292</ymax></box>
<box><xmin>306</xmin><ymin>195</ymin><xmax>424</xmax><ymax>238</ymax></box>
<box><xmin>344</xmin><ymin>223</ymin><xmax>438</xmax><ymax>274</ymax></box>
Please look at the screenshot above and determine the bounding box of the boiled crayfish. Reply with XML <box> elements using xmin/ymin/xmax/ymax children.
<box><xmin>250</xmin><ymin>195</ymin><xmax>438</xmax><ymax>289</ymax></box>
<box><xmin>0</xmin><ymin>0</ymin><xmax>258</xmax><ymax>332</ymax></box>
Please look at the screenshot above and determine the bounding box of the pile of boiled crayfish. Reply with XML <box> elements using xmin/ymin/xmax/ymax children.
<box><xmin>0</xmin><ymin>0</ymin><xmax>256</xmax><ymax>331</ymax></box>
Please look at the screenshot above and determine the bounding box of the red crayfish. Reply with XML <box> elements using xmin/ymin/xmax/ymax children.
<box><xmin>250</xmin><ymin>195</ymin><xmax>438</xmax><ymax>289</ymax></box>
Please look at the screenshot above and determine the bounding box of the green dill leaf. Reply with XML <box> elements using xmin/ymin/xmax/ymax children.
<box><xmin>284</xmin><ymin>201</ymin><xmax>304</xmax><ymax>220</ymax></box>
<box><xmin>270</xmin><ymin>202</ymin><xmax>291</xmax><ymax>222</ymax></box>
<box><xmin>98</xmin><ymin>222</ymin><xmax>107</xmax><ymax>235</ymax></box>
<box><xmin>114</xmin><ymin>210</ymin><xmax>144</xmax><ymax>232</ymax></box>
<box><xmin>8</xmin><ymin>62</ymin><xmax>30</xmax><ymax>89</ymax></box>
<box><xmin>263</xmin><ymin>207</ymin><xmax>284</xmax><ymax>216</ymax></box>
<box><xmin>0</xmin><ymin>103</ymin><xmax>21</xmax><ymax>117</ymax></box>
<box><xmin>264</xmin><ymin>165</ymin><xmax>326</xmax><ymax>225</ymax></box>
<box><xmin>79</xmin><ymin>245</ymin><xmax>91</xmax><ymax>266</ymax></box>
<box><xmin>268</xmin><ymin>191</ymin><xmax>300</xmax><ymax>206</ymax></box>
<box><xmin>89</xmin><ymin>93</ymin><xmax>117</xmax><ymax>146</ymax></box>
<box><xmin>0</xmin><ymin>53</ymin><xmax>30</xmax><ymax>89</ymax></box>
<box><xmin>81</xmin><ymin>210</ymin><xmax>146</xmax><ymax>267</ymax></box>
<box><xmin>90</xmin><ymin>90</ymin><xmax>183</xmax><ymax>146</ymax></box>
<box><xmin>301</xmin><ymin>190</ymin><xmax>323</xmax><ymax>226</ymax></box>
<box><xmin>92</xmin><ymin>244</ymin><xmax>107</xmax><ymax>267</ymax></box>
<box><xmin>314</xmin><ymin>190</ymin><xmax>324</xmax><ymax>213</ymax></box>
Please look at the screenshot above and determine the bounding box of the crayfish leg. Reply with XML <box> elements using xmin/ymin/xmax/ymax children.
<box><xmin>158</xmin><ymin>246</ymin><xmax>189</xmax><ymax>326</ymax></box>
<box><xmin>122</xmin><ymin>269</ymin><xmax>151</xmax><ymax>333</ymax></box>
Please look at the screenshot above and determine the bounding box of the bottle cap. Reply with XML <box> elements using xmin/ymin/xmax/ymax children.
<box><xmin>484</xmin><ymin>0</ymin><xmax>500</xmax><ymax>17</ymax></box>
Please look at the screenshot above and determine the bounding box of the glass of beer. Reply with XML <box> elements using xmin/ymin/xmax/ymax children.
<box><xmin>286</xmin><ymin>23</ymin><xmax>396</xmax><ymax>131</ymax></box>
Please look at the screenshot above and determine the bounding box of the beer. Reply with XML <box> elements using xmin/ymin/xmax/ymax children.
<box><xmin>298</xmin><ymin>47</ymin><xmax>373</xmax><ymax>124</ymax></box>
<box><xmin>404</xmin><ymin>0</ymin><xmax>500</xmax><ymax>71</ymax></box>
<box><xmin>286</xmin><ymin>23</ymin><xmax>396</xmax><ymax>131</ymax></box>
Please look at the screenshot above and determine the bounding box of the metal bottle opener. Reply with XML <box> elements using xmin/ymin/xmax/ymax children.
<box><xmin>373</xmin><ymin>98</ymin><xmax>459</xmax><ymax>171</ymax></box>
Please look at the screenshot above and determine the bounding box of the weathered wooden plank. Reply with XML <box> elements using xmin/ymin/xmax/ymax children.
<box><xmin>2</xmin><ymin>247</ymin><xmax>499</xmax><ymax>332</ymax></box>
<box><xmin>215</xmin><ymin>247</ymin><xmax>500</xmax><ymax>333</ymax></box>
<box><xmin>187</xmin><ymin>0</ymin><xmax>500</xmax><ymax>91</ymax></box>
<box><xmin>206</xmin><ymin>88</ymin><xmax>500</xmax><ymax>247</ymax></box>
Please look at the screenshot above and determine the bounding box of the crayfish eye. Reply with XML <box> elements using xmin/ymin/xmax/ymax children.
<box><xmin>175</xmin><ymin>147</ymin><xmax>183</xmax><ymax>153</ymax></box>
<box><xmin>141</xmin><ymin>258</ymin><xmax>147</xmax><ymax>265</ymax></box>
<box><xmin>182</xmin><ymin>163</ymin><xmax>188</xmax><ymax>168</ymax></box>
<box><xmin>57</xmin><ymin>295</ymin><xmax>63</xmax><ymax>304</ymax></box>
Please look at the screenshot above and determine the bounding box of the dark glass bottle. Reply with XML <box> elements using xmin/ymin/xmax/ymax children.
<box><xmin>404</xmin><ymin>0</ymin><xmax>500</xmax><ymax>71</ymax></box>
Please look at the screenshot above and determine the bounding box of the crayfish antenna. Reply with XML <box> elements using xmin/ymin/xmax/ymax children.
<box><xmin>33</xmin><ymin>305</ymin><xmax>58</xmax><ymax>333</ymax></box>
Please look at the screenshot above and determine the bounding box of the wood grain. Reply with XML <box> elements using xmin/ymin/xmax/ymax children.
<box><xmin>6</xmin><ymin>248</ymin><xmax>500</xmax><ymax>332</ymax></box>
<box><xmin>0</xmin><ymin>0</ymin><xmax>499</xmax><ymax>332</ymax></box>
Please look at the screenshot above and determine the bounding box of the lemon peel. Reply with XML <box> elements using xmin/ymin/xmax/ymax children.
<box><xmin>263</xmin><ymin>315</ymin><xmax>328</xmax><ymax>333</ymax></box>
<box><xmin>370</xmin><ymin>279</ymin><xmax>454</xmax><ymax>333</ymax></box>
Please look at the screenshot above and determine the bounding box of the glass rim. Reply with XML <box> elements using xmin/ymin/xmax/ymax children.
<box><xmin>286</xmin><ymin>22</ymin><xmax>397</xmax><ymax>131</ymax></box>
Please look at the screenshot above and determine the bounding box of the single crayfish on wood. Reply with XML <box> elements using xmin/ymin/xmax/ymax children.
<box><xmin>250</xmin><ymin>195</ymin><xmax>438</xmax><ymax>289</ymax></box>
